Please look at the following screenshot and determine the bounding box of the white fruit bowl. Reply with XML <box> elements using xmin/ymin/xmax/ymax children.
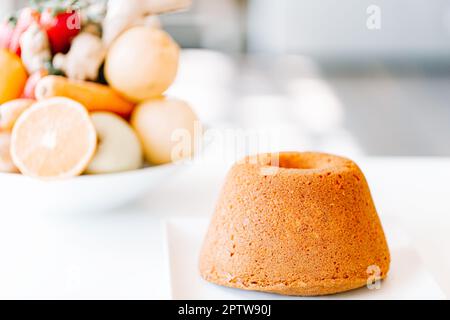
<box><xmin>0</xmin><ymin>163</ymin><xmax>180</xmax><ymax>214</ymax></box>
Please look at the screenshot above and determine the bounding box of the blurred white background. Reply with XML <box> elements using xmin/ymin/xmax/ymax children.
<box><xmin>3</xmin><ymin>0</ymin><xmax>450</xmax><ymax>157</ymax></box>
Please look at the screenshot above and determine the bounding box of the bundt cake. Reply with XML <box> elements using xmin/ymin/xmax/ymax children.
<box><xmin>199</xmin><ymin>152</ymin><xmax>390</xmax><ymax>296</ymax></box>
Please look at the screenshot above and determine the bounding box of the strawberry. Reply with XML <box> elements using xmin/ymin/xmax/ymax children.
<box><xmin>39</xmin><ymin>6</ymin><xmax>81</xmax><ymax>54</ymax></box>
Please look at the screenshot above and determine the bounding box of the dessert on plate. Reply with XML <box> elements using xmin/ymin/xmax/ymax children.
<box><xmin>199</xmin><ymin>152</ymin><xmax>390</xmax><ymax>296</ymax></box>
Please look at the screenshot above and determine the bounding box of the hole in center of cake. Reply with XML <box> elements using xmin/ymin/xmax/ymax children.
<box><xmin>278</xmin><ymin>157</ymin><xmax>314</xmax><ymax>169</ymax></box>
<box><xmin>246</xmin><ymin>152</ymin><xmax>345</xmax><ymax>171</ymax></box>
<box><xmin>275</xmin><ymin>153</ymin><xmax>319</xmax><ymax>169</ymax></box>
<box><xmin>268</xmin><ymin>153</ymin><xmax>338</xmax><ymax>170</ymax></box>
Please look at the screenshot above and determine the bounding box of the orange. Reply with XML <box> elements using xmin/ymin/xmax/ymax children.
<box><xmin>0</xmin><ymin>49</ymin><xmax>28</xmax><ymax>104</ymax></box>
<box><xmin>0</xmin><ymin>99</ymin><xmax>35</xmax><ymax>131</ymax></box>
<box><xmin>11</xmin><ymin>97</ymin><xmax>97</xmax><ymax>179</ymax></box>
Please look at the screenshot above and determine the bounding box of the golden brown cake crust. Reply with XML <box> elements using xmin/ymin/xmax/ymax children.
<box><xmin>199</xmin><ymin>152</ymin><xmax>391</xmax><ymax>296</ymax></box>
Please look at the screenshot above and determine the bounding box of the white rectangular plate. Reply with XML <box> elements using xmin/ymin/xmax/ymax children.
<box><xmin>164</xmin><ymin>218</ymin><xmax>446</xmax><ymax>300</ymax></box>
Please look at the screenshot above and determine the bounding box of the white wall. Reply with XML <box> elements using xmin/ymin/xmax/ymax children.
<box><xmin>247</xmin><ymin>0</ymin><xmax>450</xmax><ymax>59</ymax></box>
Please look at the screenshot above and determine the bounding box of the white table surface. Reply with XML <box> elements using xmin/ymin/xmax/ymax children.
<box><xmin>1</xmin><ymin>156</ymin><xmax>449</xmax><ymax>299</ymax></box>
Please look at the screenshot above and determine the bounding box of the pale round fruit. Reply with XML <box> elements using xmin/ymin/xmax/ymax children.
<box><xmin>0</xmin><ymin>99</ymin><xmax>35</xmax><ymax>131</ymax></box>
<box><xmin>131</xmin><ymin>98</ymin><xmax>199</xmax><ymax>165</ymax></box>
<box><xmin>11</xmin><ymin>97</ymin><xmax>97</xmax><ymax>179</ymax></box>
<box><xmin>0</xmin><ymin>132</ymin><xmax>18</xmax><ymax>173</ymax></box>
<box><xmin>105</xmin><ymin>26</ymin><xmax>179</xmax><ymax>103</ymax></box>
<box><xmin>86</xmin><ymin>112</ymin><xmax>143</xmax><ymax>174</ymax></box>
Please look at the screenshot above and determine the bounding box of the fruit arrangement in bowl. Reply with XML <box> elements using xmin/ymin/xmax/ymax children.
<box><xmin>0</xmin><ymin>0</ymin><xmax>198</xmax><ymax>213</ymax></box>
<box><xmin>0</xmin><ymin>0</ymin><xmax>198</xmax><ymax>180</ymax></box>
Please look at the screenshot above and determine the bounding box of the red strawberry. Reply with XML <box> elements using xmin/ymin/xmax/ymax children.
<box><xmin>40</xmin><ymin>8</ymin><xmax>81</xmax><ymax>54</ymax></box>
